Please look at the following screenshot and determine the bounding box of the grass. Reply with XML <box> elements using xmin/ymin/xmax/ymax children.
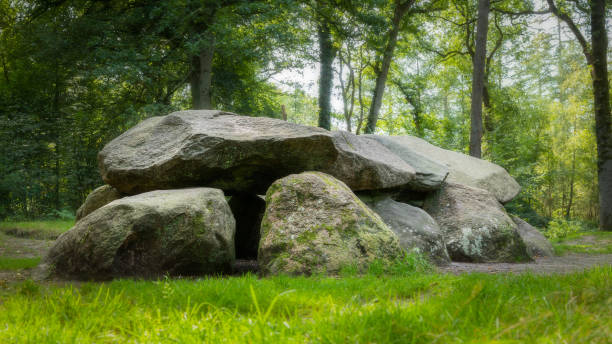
<box><xmin>0</xmin><ymin>267</ymin><xmax>610</xmax><ymax>343</ymax></box>
<box><xmin>0</xmin><ymin>220</ymin><xmax>74</xmax><ymax>239</ymax></box>
<box><xmin>552</xmin><ymin>231</ymin><xmax>612</xmax><ymax>255</ymax></box>
<box><xmin>0</xmin><ymin>257</ymin><xmax>41</xmax><ymax>270</ymax></box>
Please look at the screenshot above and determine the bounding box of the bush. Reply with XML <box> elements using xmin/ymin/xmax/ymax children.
<box><xmin>545</xmin><ymin>218</ymin><xmax>584</xmax><ymax>240</ymax></box>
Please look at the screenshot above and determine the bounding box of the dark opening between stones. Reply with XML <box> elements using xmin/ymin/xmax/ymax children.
<box><xmin>228</xmin><ymin>193</ymin><xmax>266</xmax><ymax>260</ymax></box>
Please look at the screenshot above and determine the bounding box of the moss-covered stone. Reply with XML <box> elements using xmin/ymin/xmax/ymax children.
<box><xmin>41</xmin><ymin>188</ymin><xmax>235</xmax><ymax>280</ymax></box>
<box><xmin>258</xmin><ymin>172</ymin><xmax>403</xmax><ymax>275</ymax></box>
<box><xmin>424</xmin><ymin>183</ymin><xmax>531</xmax><ymax>263</ymax></box>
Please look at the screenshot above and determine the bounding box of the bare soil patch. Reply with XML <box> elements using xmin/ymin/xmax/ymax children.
<box><xmin>439</xmin><ymin>253</ymin><xmax>612</xmax><ymax>274</ymax></box>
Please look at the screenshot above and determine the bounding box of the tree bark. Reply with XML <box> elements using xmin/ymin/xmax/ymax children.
<box><xmin>191</xmin><ymin>36</ymin><xmax>215</xmax><ymax>110</ymax></box>
<box><xmin>590</xmin><ymin>0</ymin><xmax>612</xmax><ymax>230</ymax></box>
<box><xmin>469</xmin><ymin>0</ymin><xmax>490</xmax><ymax>158</ymax></box>
<box><xmin>363</xmin><ymin>0</ymin><xmax>414</xmax><ymax>134</ymax></box>
<box><xmin>317</xmin><ymin>21</ymin><xmax>335</xmax><ymax>130</ymax></box>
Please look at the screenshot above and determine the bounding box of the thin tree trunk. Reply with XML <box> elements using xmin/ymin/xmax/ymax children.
<box><xmin>469</xmin><ymin>0</ymin><xmax>489</xmax><ymax>158</ymax></box>
<box><xmin>356</xmin><ymin>48</ymin><xmax>366</xmax><ymax>135</ymax></box>
<box><xmin>1</xmin><ymin>51</ymin><xmax>8</xmax><ymax>83</ymax></box>
<box><xmin>53</xmin><ymin>64</ymin><xmax>61</xmax><ymax>212</ymax></box>
<box><xmin>566</xmin><ymin>149</ymin><xmax>576</xmax><ymax>219</ymax></box>
<box><xmin>591</xmin><ymin>0</ymin><xmax>612</xmax><ymax>230</ymax></box>
<box><xmin>281</xmin><ymin>104</ymin><xmax>288</xmax><ymax>121</ymax></box>
<box><xmin>191</xmin><ymin>36</ymin><xmax>215</xmax><ymax>110</ymax></box>
<box><xmin>363</xmin><ymin>0</ymin><xmax>413</xmax><ymax>134</ymax></box>
<box><xmin>317</xmin><ymin>21</ymin><xmax>335</xmax><ymax>130</ymax></box>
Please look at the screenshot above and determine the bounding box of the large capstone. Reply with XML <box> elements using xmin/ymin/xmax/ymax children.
<box><xmin>511</xmin><ymin>215</ymin><xmax>554</xmax><ymax>257</ymax></box>
<box><xmin>98</xmin><ymin>111</ymin><xmax>416</xmax><ymax>195</ymax></box>
<box><xmin>362</xmin><ymin>135</ymin><xmax>449</xmax><ymax>191</ymax></box>
<box><xmin>258</xmin><ymin>172</ymin><xmax>403</xmax><ymax>275</ymax></box>
<box><xmin>75</xmin><ymin>185</ymin><xmax>122</xmax><ymax>221</ymax></box>
<box><xmin>361</xmin><ymin>196</ymin><xmax>450</xmax><ymax>265</ymax></box>
<box><xmin>367</xmin><ymin>135</ymin><xmax>520</xmax><ymax>203</ymax></box>
<box><xmin>424</xmin><ymin>183</ymin><xmax>531</xmax><ymax>263</ymax></box>
<box><xmin>42</xmin><ymin>188</ymin><xmax>235</xmax><ymax>279</ymax></box>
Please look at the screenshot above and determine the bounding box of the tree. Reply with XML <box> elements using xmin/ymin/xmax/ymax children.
<box><xmin>363</xmin><ymin>0</ymin><xmax>415</xmax><ymax>134</ymax></box>
<box><xmin>316</xmin><ymin>16</ymin><xmax>336</xmax><ymax>130</ymax></box>
<box><xmin>545</xmin><ymin>0</ymin><xmax>612</xmax><ymax>230</ymax></box>
<box><xmin>468</xmin><ymin>0</ymin><xmax>489</xmax><ymax>158</ymax></box>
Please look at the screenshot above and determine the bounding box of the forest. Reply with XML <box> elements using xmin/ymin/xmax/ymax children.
<box><xmin>0</xmin><ymin>0</ymin><xmax>610</xmax><ymax>232</ymax></box>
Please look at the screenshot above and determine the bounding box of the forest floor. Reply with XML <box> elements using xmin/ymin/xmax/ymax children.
<box><xmin>1</xmin><ymin>222</ymin><xmax>611</xmax><ymax>283</ymax></box>
<box><xmin>0</xmin><ymin>221</ymin><xmax>611</xmax><ymax>343</ymax></box>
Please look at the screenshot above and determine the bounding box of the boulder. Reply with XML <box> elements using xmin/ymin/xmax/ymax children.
<box><xmin>363</xmin><ymin>135</ymin><xmax>449</xmax><ymax>190</ymax></box>
<box><xmin>75</xmin><ymin>185</ymin><xmax>122</xmax><ymax>221</ymax></box>
<box><xmin>361</xmin><ymin>196</ymin><xmax>450</xmax><ymax>265</ymax></box>
<box><xmin>42</xmin><ymin>188</ymin><xmax>235</xmax><ymax>279</ymax></box>
<box><xmin>424</xmin><ymin>183</ymin><xmax>531</xmax><ymax>262</ymax></box>
<box><xmin>228</xmin><ymin>193</ymin><xmax>266</xmax><ymax>259</ymax></box>
<box><xmin>368</xmin><ymin>135</ymin><xmax>520</xmax><ymax>203</ymax></box>
<box><xmin>98</xmin><ymin>110</ymin><xmax>416</xmax><ymax>195</ymax></box>
<box><xmin>511</xmin><ymin>215</ymin><xmax>554</xmax><ymax>257</ymax></box>
<box><xmin>258</xmin><ymin>172</ymin><xmax>403</xmax><ymax>275</ymax></box>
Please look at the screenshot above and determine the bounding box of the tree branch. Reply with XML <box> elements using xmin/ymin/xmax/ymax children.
<box><xmin>546</xmin><ymin>0</ymin><xmax>592</xmax><ymax>64</ymax></box>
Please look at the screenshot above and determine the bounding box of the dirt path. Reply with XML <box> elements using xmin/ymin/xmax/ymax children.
<box><xmin>0</xmin><ymin>233</ymin><xmax>54</xmax><ymax>259</ymax></box>
<box><xmin>439</xmin><ymin>253</ymin><xmax>612</xmax><ymax>275</ymax></box>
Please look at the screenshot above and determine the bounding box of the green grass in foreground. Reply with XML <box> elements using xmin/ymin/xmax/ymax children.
<box><xmin>0</xmin><ymin>257</ymin><xmax>41</xmax><ymax>270</ymax></box>
<box><xmin>0</xmin><ymin>220</ymin><xmax>74</xmax><ymax>239</ymax></box>
<box><xmin>0</xmin><ymin>267</ymin><xmax>610</xmax><ymax>343</ymax></box>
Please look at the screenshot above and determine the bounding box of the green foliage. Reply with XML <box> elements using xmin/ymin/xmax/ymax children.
<box><xmin>0</xmin><ymin>268</ymin><xmax>610</xmax><ymax>342</ymax></box>
<box><xmin>545</xmin><ymin>217</ymin><xmax>588</xmax><ymax>240</ymax></box>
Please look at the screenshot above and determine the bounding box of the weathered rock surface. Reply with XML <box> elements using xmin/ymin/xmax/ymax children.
<box><xmin>229</xmin><ymin>193</ymin><xmax>266</xmax><ymax>259</ymax></box>
<box><xmin>258</xmin><ymin>172</ymin><xmax>403</xmax><ymax>275</ymax></box>
<box><xmin>370</xmin><ymin>135</ymin><xmax>520</xmax><ymax>203</ymax></box>
<box><xmin>424</xmin><ymin>183</ymin><xmax>531</xmax><ymax>263</ymax></box>
<box><xmin>42</xmin><ymin>188</ymin><xmax>235</xmax><ymax>279</ymax></box>
<box><xmin>75</xmin><ymin>185</ymin><xmax>122</xmax><ymax>221</ymax></box>
<box><xmin>511</xmin><ymin>215</ymin><xmax>554</xmax><ymax>257</ymax></box>
<box><xmin>98</xmin><ymin>110</ymin><xmax>416</xmax><ymax>195</ymax></box>
<box><xmin>362</xmin><ymin>196</ymin><xmax>450</xmax><ymax>265</ymax></box>
<box><xmin>363</xmin><ymin>135</ymin><xmax>449</xmax><ymax>190</ymax></box>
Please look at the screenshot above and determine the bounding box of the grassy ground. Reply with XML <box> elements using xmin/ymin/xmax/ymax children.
<box><xmin>0</xmin><ymin>221</ymin><xmax>610</xmax><ymax>343</ymax></box>
<box><xmin>552</xmin><ymin>231</ymin><xmax>612</xmax><ymax>255</ymax></box>
<box><xmin>0</xmin><ymin>268</ymin><xmax>610</xmax><ymax>343</ymax></box>
<box><xmin>0</xmin><ymin>220</ymin><xmax>74</xmax><ymax>239</ymax></box>
<box><xmin>0</xmin><ymin>257</ymin><xmax>41</xmax><ymax>270</ymax></box>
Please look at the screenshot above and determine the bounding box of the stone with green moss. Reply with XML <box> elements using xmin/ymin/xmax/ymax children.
<box><xmin>41</xmin><ymin>188</ymin><xmax>235</xmax><ymax>280</ymax></box>
<box><xmin>258</xmin><ymin>172</ymin><xmax>403</xmax><ymax>275</ymax></box>
<box><xmin>424</xmin><ymin>183</ymin><xmax>531</xmax><ymax>263</ymax></box>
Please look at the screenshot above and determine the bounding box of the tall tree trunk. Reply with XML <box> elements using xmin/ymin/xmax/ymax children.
<box><xmin>53</xmin><ymin>65</ymin><xmax>61</xmax><ymax>212</ymax></box>
<box><xmin>191</xmin><ymin>36</ymin><xmax>215</xmax><ymax>110</ymax></box>
<box><xmin>364</xmin><ymin>0</ymin><xmax>413</xmax><ymax>134</ymax></box>
<box><xmin>317</xmin><ymin>22</ymin><xmax>335</xmax><ymax>130</ymax></box>
<box><xmin>591</xmin><ymin>0</ymin><xmax>612</xmax><ymax>230</ymax></box>
<box><xmin>469</xmin><ymin>0</ymin><xmax>489</xmax><ymax>158</ymax></box>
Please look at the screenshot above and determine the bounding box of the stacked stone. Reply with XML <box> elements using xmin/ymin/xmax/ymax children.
<box><xmin>40</xmin><ymin>110</ymin><xmax>552</xmax><ymax>280</ymax></box>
